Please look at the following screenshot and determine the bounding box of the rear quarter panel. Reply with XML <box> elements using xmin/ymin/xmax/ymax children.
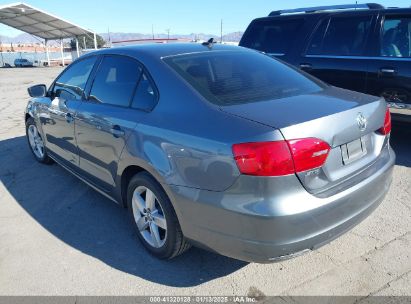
<box><xmin>115</xmin><ymin>55</ymin><xmax>283</xmax><ymax>197</ymax></box>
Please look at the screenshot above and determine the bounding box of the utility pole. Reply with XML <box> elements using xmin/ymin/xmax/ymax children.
<box><xmin>107</xmin><ymin>27</ymin><xmax>112</xmax><ymax>47</ymax></box>
<box><xmin>220</xmin><ymin>19</ymin><xmax>223</xmax><ymax>43</ymax></box>
<box><xmin>152</xmin><ymin>24</ymin><xmax>154</xmax><ymax>40</ymax></box>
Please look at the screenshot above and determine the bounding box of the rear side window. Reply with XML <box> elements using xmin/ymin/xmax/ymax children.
<box><xmin>307</xmin><ymin>15</ymin><xmax>372</xmax><ymax>56</ymax></box>
<box><xmin>240</xmin><ymin>19</ymin><xmax>303</xmax><ymax>55</ymax></box>
<box><xmin>89</xmin><ymin>56</ymin><xmax>142</xmax><ymax>107</ymax></box>
<box><xmin>380</xmin><ymin>16</ymin><xmax>411</xmax><ymax>57</ymax></box>
<box><xmin>54</xmin><ymin>56</ymin><xmax>97</xmax><ymax>100</ymax></box>
<box><xmin>164</xmin><ymin>51</ymin><xmax>324</xmax><ymax>106</ymax></box>
<box><xmin>131</xmin><ymin>72</ymin><xmax>158</xmax><ymax>111</ymax></box>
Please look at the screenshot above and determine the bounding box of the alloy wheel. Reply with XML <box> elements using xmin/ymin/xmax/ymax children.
<box><xmin>27</xmin><ymin>124</ymin><xmax>45</xmax><ymax>159</ymax></box>
<box><xmin>132</xmin><ymin>186</ymin><xmax>167</xmax><ymax>248</ymax></box>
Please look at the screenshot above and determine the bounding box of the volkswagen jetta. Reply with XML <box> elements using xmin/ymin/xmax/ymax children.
<box><xmin>25</xmin><ymin>43</ymin><xmax>395</xmax><ymax>262</ymax></box>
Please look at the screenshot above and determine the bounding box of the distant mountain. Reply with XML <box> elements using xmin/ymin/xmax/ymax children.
<box><xmin>0</xmin><ymin>33</ymin><xmax>43</xmax><ymax>44</ymax></box>
<box><xmin>0</xmin><ymin>31</ymin><xmax>244</xmax><ymax>44</ymax></box>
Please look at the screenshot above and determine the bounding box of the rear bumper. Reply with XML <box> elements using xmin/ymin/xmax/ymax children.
<box><xmin>169</xmin><ymin>145</ymin><xmax>395</xmax><ymax>263</ymax></box>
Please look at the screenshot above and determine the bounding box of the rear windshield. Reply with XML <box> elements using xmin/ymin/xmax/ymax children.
<box><xmin>164</xmin><ymin>50</ymin><xmax>324</xmax><ymax>106</ymax></box>
<box><xmin>240</xmin><ymin>18</ymin><xmax>304</xmax><ymax>55</ymax></box>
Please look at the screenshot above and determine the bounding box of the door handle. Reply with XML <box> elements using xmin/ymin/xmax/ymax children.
<box><xmin>380</xmin><ymin>68</ymin><xmax>396</xmax><ymax>75</ymax></box>
<box><xmin>110</xmin><ymin>125</ymin><xmax>125</xmax><ymax>138</ymax></box>
<box><xmin>65</xmin><ymin>112</ymin><xmax>74</xmax><ymax>123</ymax></box>
<box><xmin>300</xmin><ymin>63</ymin><xmax>312</xmax><ymax>70</ymax></box>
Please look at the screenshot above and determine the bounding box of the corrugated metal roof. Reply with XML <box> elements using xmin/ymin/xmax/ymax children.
<box><xmin>0</xmin><ymin>2</ymin><xmax>95</xmax><ymax>40</ymax></box>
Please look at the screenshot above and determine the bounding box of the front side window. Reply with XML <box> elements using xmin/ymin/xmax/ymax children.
<box><xmin>240</xmin><ymin>19</ymin><xmax>304</xmax><ymax>55</ymax></box>
<box><xmin>53</xmin><ymin>56</ymin><xmax>97</xmax><ymax>100</ymax></box>
<box><xmin>164</xmin><ymin>51</ymin><xmax>324</xmax><ymax>106</ymax></box>
<box><xmin>89</xmin><ymin>56</ymin><xmax>142</xmax><ymax>107</ymax></box>
<box><xmin>307</xmin><ymin>16</ymin><xmax>372</xmax><ymax>56</ymax></box>
<box><xmin>380</xmin><ymin>16</ymin><xmax>411</xmax><ymax>57</ymax></box>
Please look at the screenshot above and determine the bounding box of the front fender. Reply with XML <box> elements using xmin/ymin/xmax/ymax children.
<box><xmin>25</xmin><ymin>97</ymin><xmax>51</xmax><ymax>142</ymax></box>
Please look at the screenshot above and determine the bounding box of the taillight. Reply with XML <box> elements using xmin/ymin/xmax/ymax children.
<box><xmin>286</xmin><ymin>138</ymin><xmax>331</xmax><ymax>173</ymax></box>
<box><xmin>232</xmin><ymin>141</ymin><xmax>294</xmax><ymax>176</ymax></box>
<box><xmin>378</xmin><ymin>108</ymin><xmax>391</xmax><ymax>135</ymax></box>
<box><xmin>232</xmin><ymin>138</ymin><xmax>330</xmax><ymax>176</ymax></box>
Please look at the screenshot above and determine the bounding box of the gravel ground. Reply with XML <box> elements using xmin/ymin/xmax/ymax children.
<box><xmin>0</xmin><ymin>67</ymin><xmax>410</xmax><ymax>298</ymax></box>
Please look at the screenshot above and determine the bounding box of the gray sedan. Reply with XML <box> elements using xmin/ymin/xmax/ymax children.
<box><xmin>25</xmin><ymin>43</ymin><xmax>395</xmax><ymax>263</ymax></box>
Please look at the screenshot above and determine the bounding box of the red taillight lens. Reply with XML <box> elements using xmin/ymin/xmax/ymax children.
<box><xmin>378</xmin><ymin>108</ymin><xmax>391</xmax><ymax>135</ymax></box>
<box><xmin>232</xmin><ymin>138</ymin><xmax>330</xmax><ymax>176</ymax></box>
<box><xmin>232</xmin><ymin>141</ymin><xmax>294</xmax><ymax>176</ymax></box>
<box><xmin>286</xmin><ymin>138</ymin><xmax>331</xmax><ymax>173</ymax></box>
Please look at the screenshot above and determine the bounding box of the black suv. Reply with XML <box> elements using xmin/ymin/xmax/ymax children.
<box><xmin>240</xmin><ymin>3</ymin><xmax>411</xmax><ymax>123</ymax></box>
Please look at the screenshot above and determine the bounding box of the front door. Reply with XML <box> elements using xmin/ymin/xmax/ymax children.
<box><xmin>41</xmin><ymin>56</ymin><xmax>97</xmax><ymax>167</ymax></box>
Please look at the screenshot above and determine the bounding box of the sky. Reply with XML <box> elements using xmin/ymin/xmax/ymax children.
<box><xmin>0</xmin><ymin>0</ymin><xmax>410</xmax><ymax>37</ymax></box>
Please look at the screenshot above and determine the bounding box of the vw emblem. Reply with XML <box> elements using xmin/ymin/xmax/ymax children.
<box><xmin>357</xmin><ymin>113</ymin><xmax>367</xmax><ymax>132</ymax></box>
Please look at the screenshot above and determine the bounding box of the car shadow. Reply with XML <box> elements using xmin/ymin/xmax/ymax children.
<box><xmin>0</xmin><ymin>136</ymin><xmax>247</xmax><ymax>287</ymax></box>
<box><xmin>391</xmin><ymin>122</ymin><xmax>411</xmax><ymax>168</ymax></box>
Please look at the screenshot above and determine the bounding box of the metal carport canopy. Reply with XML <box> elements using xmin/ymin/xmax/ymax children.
<box><xmin>0</xmin><ymin>2</ymin><xmax>97</xmax><ymax>65</ymax></box>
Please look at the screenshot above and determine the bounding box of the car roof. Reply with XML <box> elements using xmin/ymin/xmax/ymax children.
<box><xmin>85</xmin><ymin>43</ymin><xmax>244</xmax><ymax>60</ymax></box>
<box><xmin>252</xmin><ymin>6</ymin><xmax>411</xmax><ymax>22</ymax></box>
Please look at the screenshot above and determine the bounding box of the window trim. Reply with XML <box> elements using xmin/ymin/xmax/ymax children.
<box><xmin>84</xmin><ymin>54</ymin><xmax>159</xmax><ymax>111</ymax></box>
<box><xmin>303</xmin><ymin>13</ymin><xmax>375</xmax><ymax>57</ymax></box>
<box><xmin>304</xmin><ymin>54</ymin><xmax>411</xmax><ymax>61</ymax></box>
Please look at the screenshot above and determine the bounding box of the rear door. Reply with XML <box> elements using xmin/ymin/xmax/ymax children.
<box><xmin>75</xmin><ymin>55</ymin><xmax>158</xmax><ymax>192</ymax></box>
<box><xmin>366</xmin><ymin>12</ymin><xmax>411</xmax><ymax>122</ymax></box>
<box><xmin>298</xmin><ymin>11</ymin><xmax>376</xmax><ymax>93</ymax></box>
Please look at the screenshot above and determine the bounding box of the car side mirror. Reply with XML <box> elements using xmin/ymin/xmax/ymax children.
<box><xmin>28</xmin><ymin>84</ymin><xmax>47</xmax><ymax>98</ymax></box>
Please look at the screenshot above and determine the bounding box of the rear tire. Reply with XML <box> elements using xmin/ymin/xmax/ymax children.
<box><xmin>127</xmin><ymin>172</ymin><xmax>191</xmax><ymax>259</ymax></box>
<box><xmin>25</xmin><ymin>117</ymin><xmax>53</xmax><ymax>164</ymax></box>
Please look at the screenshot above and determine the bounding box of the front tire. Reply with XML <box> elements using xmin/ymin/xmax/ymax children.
<box><xmin>26</xmin><ymin>117</ymin><xmax>53</xmax><ymax>164</ymax></box>
<box><xmin>127</xmin><ymin>172</ymin><xmax>191</xmax><ymax>259</ymax></box>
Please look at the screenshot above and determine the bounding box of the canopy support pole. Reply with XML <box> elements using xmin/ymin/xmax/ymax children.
<box><xmin>60</xmin><ymin>39</ymin><xmax>65</xmax><ymax>66</ymax></box>
<box><xmin>93</xmin><ymin>32</ymin><xmax>97</xmax><ymax>49</ymax></box>
<box><xmin>75</xmin><ymin>37</ymin><xmax>80</xmax><ymax>58</ymax></box>
<box><xmin>45</xmin><ymin>39</ymin><xmax>50</xmax><ymax>67</ymax></box>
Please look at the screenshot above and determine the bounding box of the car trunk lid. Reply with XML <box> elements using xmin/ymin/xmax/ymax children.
<box><xmin>221</xmin><ymin>87</ymin><xmax>389</xmax><ymax>195</ymax></box>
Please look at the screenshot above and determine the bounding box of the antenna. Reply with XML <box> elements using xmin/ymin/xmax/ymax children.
<box><xmin>202</xmin><ymin>38</ymin><xmax>216</xmax><ymax>49</ymax></box>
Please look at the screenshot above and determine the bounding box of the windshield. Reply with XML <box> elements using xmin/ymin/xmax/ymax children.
<box><xmin>164</xmin><ymin>50</ymin><xmax>324</xmax><ymax>106</ymax></box>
